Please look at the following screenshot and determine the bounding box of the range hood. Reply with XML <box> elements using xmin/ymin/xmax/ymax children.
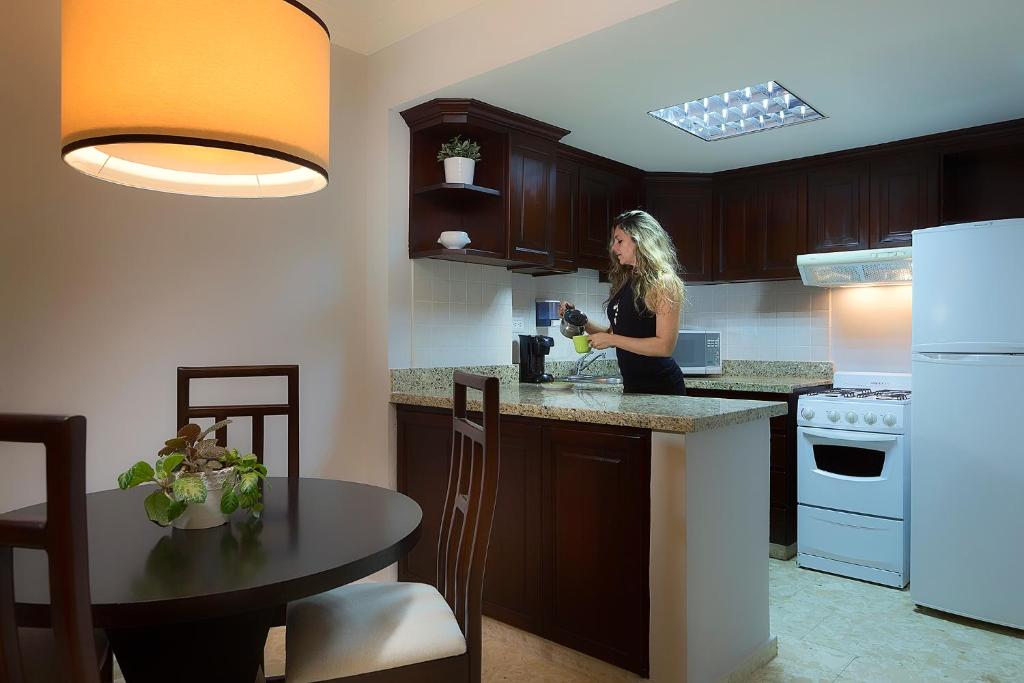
<box><xmin>798</xmin><ymin>247</ymin><xmax>912</xmax><ymax>287</ymax></box>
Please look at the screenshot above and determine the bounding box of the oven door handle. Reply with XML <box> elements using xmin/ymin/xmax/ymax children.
<box><xmin>800</xmin><ymin>427</ymin><xmax>898</xmax><ymax>444</ymax></box>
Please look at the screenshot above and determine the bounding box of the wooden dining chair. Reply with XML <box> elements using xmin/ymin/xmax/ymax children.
<box><xmin>177</xmin><ymin>364</ymin><xmax>300</xmax><ymax>478</ymax></box>
<box><xmin>284</xmin><ymin>371</ymin><xmax>501</xmax><ymax>683</ymax></box>
<box><xmin>0</xmin><ymin>414</ymin><xmax>109</xmax><ymax>683</ymax></box>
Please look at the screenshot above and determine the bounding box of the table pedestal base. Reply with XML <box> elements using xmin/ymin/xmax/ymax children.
<box><xmin>107</xmin><ymin>607</ymin><xmax>276</xmax><ymax>683</ymax></box>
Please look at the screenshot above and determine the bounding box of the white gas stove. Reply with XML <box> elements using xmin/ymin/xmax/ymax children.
<box><xmin>796</xmin><ymin>372</ymin><xmax>912</xmax><ymax>588</ymax></box>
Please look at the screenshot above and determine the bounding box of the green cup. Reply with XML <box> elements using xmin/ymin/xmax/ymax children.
<box><xmin>572</xmin><ymin>335</ymin><xmax>590</xmax><ymax>354</ymax></box>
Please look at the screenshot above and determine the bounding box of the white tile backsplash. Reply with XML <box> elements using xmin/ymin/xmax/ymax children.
<box><xmin>685</xmin><ymin>280</ymin><xmax>830</xmax><ymax>362</ymax></box>
<box><xmin>412</xmin><ymin>260</ymin><xmax>831</xmax><ymax>368</ymax></box>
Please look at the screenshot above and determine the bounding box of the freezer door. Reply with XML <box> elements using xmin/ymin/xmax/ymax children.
<box><xmin>911</xmin><ymin>352</ymin><xmax>1024</xmax><ymax>629</ymax></box>
<box><xmin>912</xmin><ymin>219</ymin><xmax>1024</xmax><ymax>353</ymax></box>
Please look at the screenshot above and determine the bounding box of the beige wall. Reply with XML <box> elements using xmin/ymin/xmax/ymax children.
<box><xmin>0</xmin><ymin>0</ymin><xmax>677</xmax><ymax>512</ymax></box>
<box><xmin>0</xmin><ymin>2</ymin><xmax>369</xmax><ymax>511</ymax></box>
<box><xmin>830</xmin><ymin>285</ymin><xmax>913</xmax><ymax>374</ymax></box>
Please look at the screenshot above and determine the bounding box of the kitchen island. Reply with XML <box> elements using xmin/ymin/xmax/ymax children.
<box><xmin>391</xmin><ymin>368</ymin><xmax>789</xmax><ymax>682</ymax></box>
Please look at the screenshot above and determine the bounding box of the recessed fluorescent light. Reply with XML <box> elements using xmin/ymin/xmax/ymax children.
<box><xmin>648</xmin><ymin>80</ymin><xmax>824</xmax><ymax>141</ymax></box>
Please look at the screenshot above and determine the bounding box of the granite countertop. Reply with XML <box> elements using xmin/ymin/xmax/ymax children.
<box><xmin>684</xmin><ymin>375</ymin><xmax>831</xmax><ymax>393</ymax></box>
<box><xmin>390</xmin><ymin>383</ymin><xmax>787</xmax><ymax>434</ymax></box>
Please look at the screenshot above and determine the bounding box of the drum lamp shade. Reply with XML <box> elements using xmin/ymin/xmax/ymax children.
<box><xmin>61</xmin><ymin>0</ymin><xmax>330</xmax><ymax>198</ymax></box>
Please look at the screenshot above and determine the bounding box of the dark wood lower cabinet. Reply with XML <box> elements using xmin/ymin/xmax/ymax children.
<box><xmin>396</xmin><ymin>405</ymin><xmax>651</xmax><ymax>677</ymax></box>
<box><xmin>541</xmin><ymin>425</ymin><xmax>650</xmax><ymax>676</ymax></box>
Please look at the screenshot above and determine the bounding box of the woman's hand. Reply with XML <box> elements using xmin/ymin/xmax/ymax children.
<box><xmin>588</xmin><ymin>332</ymin><xmax>616</xmax><ymax>350</ymax></box>
<box><xmin>558</xmin><ymin>301</ymin><xmax>575</xmax><ymax>318</ymax></box>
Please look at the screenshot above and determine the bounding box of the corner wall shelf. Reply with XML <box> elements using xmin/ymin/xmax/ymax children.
<box><xmin>413</xmin><ymin>183</ymin><xmax>502</xmax><ymax>197</ymax></box>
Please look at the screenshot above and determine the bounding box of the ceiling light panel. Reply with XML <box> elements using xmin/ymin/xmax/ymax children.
<box><xmin>648</xmin><ymin>81</ymin><xmax>823</xmax><ymax>141</ymax></box>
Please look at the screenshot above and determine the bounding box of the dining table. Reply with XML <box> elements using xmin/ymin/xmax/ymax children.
<box><xmin>8</xmin><ymin>477</ymin><xmax>423</xmax><ymax>682</ymax></box>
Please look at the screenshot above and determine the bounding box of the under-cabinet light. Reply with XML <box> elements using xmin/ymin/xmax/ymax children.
<box><xmin>648</xmin><ymin>81</ymin><xmax>823</xmax><ymax>141</ymax></box>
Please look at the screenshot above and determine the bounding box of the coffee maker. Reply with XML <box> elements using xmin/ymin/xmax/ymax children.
<box><xmin>518</xmin><ymin>334</ymin><xmax>554</xmax><ymax>383</ymax></box>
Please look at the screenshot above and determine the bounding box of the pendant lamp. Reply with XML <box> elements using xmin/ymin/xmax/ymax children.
<box><xmin>61</xmin><ymin>0</ymin><xmax>330</xmax><ymax>198</ymax></box>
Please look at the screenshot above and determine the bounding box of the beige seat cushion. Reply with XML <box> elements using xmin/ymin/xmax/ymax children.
<box><xmin>17</xmin><ymin>627</ymin><xmax>108</xmax><ymax>682</ymax></box>
<box><xmin>286</xmin><ymin>581</ymin><xmax>467</xmax><ymax>683</ymax></box>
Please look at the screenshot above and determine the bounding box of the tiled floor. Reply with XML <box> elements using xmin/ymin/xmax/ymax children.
<box><xmin>752</xmin><ymin>558</ymin><xmax>1024</xmax><ymax>682</ymax></box>
<box><xmin>124</xmin><ymin>559</ymin><xmax>1024</xmax><ymax>682</ymax></box>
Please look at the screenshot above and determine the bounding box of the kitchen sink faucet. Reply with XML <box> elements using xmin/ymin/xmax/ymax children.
<box><xmin>574</xmin><ymin>350</ymin><xmax>606</xmax><ymax>377</ymax></box>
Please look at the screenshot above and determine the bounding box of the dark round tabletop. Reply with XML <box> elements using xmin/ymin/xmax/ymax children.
<box><xmin>10</xmin><ymin>477</ymin><xmax>422</xmax><ymax>629</ymax></box>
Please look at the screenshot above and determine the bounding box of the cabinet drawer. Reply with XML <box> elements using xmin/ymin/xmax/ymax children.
<box><xmin>798</xmin><ymin>505</ymin><xmax>904</xmax><ymax>574</ymax></box>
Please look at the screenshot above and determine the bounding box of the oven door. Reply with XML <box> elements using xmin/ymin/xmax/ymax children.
<box><xmin>797</xmin><ymin>426</ymin><xmax>906</xmax><ymax>519</ymax></box>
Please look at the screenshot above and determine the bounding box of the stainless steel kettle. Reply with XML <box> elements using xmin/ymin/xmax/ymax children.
<box><xmin>560</xmin><ymin>306</ymin><xmax>589</xmax><ymax>339</ymax></box>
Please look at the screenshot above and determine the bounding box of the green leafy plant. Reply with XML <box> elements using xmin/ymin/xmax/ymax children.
<box><xmin>436</xmin><ymin>135</ymin><xmax>482</xmax><ymax>162</ymax></box>
<box><xmin>117</xmin><ymin>420</ymin><xmax>268</xmax><ymax>526</ymax></box>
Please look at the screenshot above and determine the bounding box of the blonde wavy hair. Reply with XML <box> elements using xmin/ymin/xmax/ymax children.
<box><xmin>606</xmin><ymin>210</ymin><xmax>685</xmax><ymax>316</ymax></box>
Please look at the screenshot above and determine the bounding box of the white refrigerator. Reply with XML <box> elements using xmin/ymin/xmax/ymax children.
<box><xmin>911</xmin><ymin>218</ymin><xmax>1024</xmax><ymax>630</ymax></box>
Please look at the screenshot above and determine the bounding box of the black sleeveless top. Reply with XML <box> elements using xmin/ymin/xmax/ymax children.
<box><xmin>607</xmin><ymin>278</ymin><xmax>687</xmax><ymax>396</ymax></box>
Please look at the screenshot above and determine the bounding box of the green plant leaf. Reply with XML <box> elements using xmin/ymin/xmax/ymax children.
<box><xmin>255</xmin><ymin>464</ymin><xmax>268</xmax><ymax>477</ymax></box>
<box><xmin>162</xmin><ymin>453</ymin><xmax>185</xmax><ymax>474</ymax></box>
<box><xmin>167</xmin><ymin>500</ymin><xmax>187</xmax><ymax>522</ymax></box>
<box><xmin>155</xmin><ymin>453</ymin><xmax>186</xmax><ymax>480</ymax></box>
<box><xmin>144</xmin><ymin>490</ymin><xmax>173</xmax><ymax>526</ymax></box>
<box><xmin>220</xmin><ymin>488</ymin><xmax>240</xmax><ymax>515</ymax></box>
<box><xmin>117</xmin><ymin>461</ymin><xmax>155</xmax><ymax>489</ymax></box>
<box><xmin>172</xmin><ymin>476</ymin><xmax>208</xmax><ymax>504</ymax></box>
<box><xmin>239</xmin><ymin>472</ymin><xmax>260</xmax><ymax>495</ymax></box>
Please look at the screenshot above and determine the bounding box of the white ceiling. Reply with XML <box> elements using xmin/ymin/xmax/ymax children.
<box><xmin>428</xmin><ymin>0</ymin><xmax>1024</xmax><ymax>172</ymax></box>
<box><xmin>303</xmin><ymin>0</ymin><xmax>485</xmax><ymax>55</ymax></box>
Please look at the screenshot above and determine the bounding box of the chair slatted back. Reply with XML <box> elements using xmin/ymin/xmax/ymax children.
<box><xmin>0</xmin><ymin>415</ymin><xmax>99</xmax><ymax>683</ymax></box>
<box><xmin>436</xmin><ymin>371</ymin><xmax>500</xmax><ymax>683</ymax></box>
<box><xmin>176</xmin><ymin>365</ymin><xmax>299</xmax><ymax>478</ymax></box>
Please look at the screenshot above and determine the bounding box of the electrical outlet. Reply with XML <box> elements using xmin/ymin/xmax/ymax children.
<box><xmin>512</xmin><ymin>317</ymin><xmax>525</xmax><ymax>331</ymax></box>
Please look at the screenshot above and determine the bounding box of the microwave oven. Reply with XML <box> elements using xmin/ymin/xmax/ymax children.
<box><xmin>672</xmin><ymin>330</ymin><xmax>722</xmax><ymax>375</ymax></box>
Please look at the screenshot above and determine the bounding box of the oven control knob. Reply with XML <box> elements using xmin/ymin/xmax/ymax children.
<box><xmin>800</xmin><ymin>408</ymin><xmax>815</xmax><ymax>420</ymax></box>
<box><xmin>846</xmin><ymin>411</ymin><xmax>858</xmax><ymax>424</ymax></box>
<box><xmin>883</xmin><ymin>414</ymin><xmax>897</xmax><ymax>427</ymax></box>
<box><xmin>864</xmin><ymin>412</ymin><xmax>877</xmax><ymax>425</ymax></box>
<box><xmin>827</xmin><ymin>410</ymin><xmax>840</xmax><ymax>422</ymax></box>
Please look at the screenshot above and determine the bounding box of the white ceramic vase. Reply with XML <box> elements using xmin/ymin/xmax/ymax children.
<box><xmin>171</xmin><ymin>468</ymin><xmax>237</xmax><ymax>530</ymax></box>
<box><xmin>443</xmin><ymin>157</ymin><xmax>476</xmax><ymax>184</ymax></box>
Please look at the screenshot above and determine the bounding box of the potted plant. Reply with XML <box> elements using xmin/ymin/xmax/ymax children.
<box><xmin>437</xmin><ymin>134</ymin><xmax>482</xmax><ymax>184</ymax></box>
<box><xmin>116</xmin><ymin>420</ymin><xmax>268</xmax><ymax>529</ymax></box>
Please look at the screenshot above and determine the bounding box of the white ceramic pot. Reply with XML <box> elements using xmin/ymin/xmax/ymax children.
<box><xmin>171</xmin><ymin>468</ymin><xmax>236</xmax><ymax>530</ymax></box>
<box><xmin>443</xmin><ymin>157</ymin><xmax>476</xmax><ymax>184</ymax></box>
<box><xmin>437</xmin><ymin>231</ymin><xmax>471</xmax><ymax>249</ymax></box>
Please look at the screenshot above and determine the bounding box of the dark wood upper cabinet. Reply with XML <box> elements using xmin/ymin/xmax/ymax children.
<box><xmin>508</xmin><ymin>132</ymin><xmax>557</xmax><ymax>266</ymax></box>
<box><xmin>870</xmin><ymin>153</ymin><xmax>938</xmax><ymax>247</ymax></box>
<box><xmin>400</xmin><ymin>99</ymin><xmax>568</xmax><ymax>267</ymax></box>
<box><xmin>808</xmin><ymin>161</ymin><xmax>870</xmax><ymax>252</ymax></box>
<box><xmin>758</xmin><ymin>171</ymin><xmax>807</xmax><ymax>279</ymax></box>
<box><xmin>644</xmin><ymin>176</ymin><xmax>713</xmax><ymax>281</ymax></box>
<box><xmin>551</xmin><ymin>157</ymin><xmax>580</xmax><ymax>272</ymax></box>
<box><xmin>941</xmin><ymin>140</ymin><xmax>1024</xmax><ymax>225</ymax></box>
<box><xmin>714</xmin><ymin>177</ymin><xmax>760</xmax><ymax>280</ymax></box>
<box><xmin>576</xmin><ymin>164</ymin><xmax>615</xmax><ymax>270</ymax></box>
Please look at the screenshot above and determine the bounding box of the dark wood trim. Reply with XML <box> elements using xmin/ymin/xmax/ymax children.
<box><xmin>716</xmin><ymin>117</ymin><xmax>1024</xmax><ymax>179</ymax></box>
<box><xmin>61</xmin><ymin>135</ymin><xmax>328</xmax><ymax>183</ymax></box>
<box><xmin>400</xmin><ymin>99</ymin><xmax>570</xmax><ymax>141</ymax></box>
<box><xmin>557</xmin><ymin>142</ymin><xmax>645</xmax><ymax>179</ymax></box>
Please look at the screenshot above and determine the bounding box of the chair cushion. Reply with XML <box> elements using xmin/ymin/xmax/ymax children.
<box><xmin>17</xmin><ymin>627</ymin><xmax>109</xmax><ymax>682</ymax></box>
<box><xmin>286</xmin><ymin>581</ymin><xmax>467</xmax><ymax>683</ymax></box>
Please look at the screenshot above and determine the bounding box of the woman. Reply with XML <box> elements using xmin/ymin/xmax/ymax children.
<box><xmin>560</xmin><ymin>210</ymin><xmax>687</xmax><ymax>395</ymax></box>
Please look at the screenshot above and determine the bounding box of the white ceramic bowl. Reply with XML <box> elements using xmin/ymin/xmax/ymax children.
<box><xmin>438</xmin><ymin>231</ymin><xmax>471</xmax><ymax>249</ymax></box>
